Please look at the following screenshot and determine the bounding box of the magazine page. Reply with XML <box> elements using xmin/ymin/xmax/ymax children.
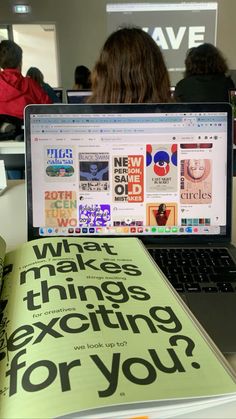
<box><xmin>0</xmin><ymin>237</ymin><xmax>236</xmax><ymax>419</ymax></box>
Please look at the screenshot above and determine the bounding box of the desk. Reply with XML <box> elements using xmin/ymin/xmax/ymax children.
<box><xmin>0</xmin><ymin>140</ymin><xmax>25</xmax><ymax>154</ymax></box>
<box><xmin>0</xmin><ymin>141</ymin><xmax>25</xmax><ymax>175</ymax></box>
<box><xmin>0</xmin><ymin>180</ymin><xmax>27</xmax><ymax>250</ymax></box>
<box><xmin>1</xmin><ymin>180</ymin><xmax>236</xmax><ymax>417</ymax></box>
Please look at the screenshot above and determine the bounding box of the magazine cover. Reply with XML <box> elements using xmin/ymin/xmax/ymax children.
<box><xmin>44</xmin><ymin>190</ymin><xmax>77</xmax><ymax>227</ymax></box>
<box><xmin>113</xmin><ymin>155</ymin><xmax>144</xmax><ymax>203</ymax></box>
<box><xmin>146</xmin><ymin>144</ymin><xmax>177</xmax><ymax>192</ymax></box>
<box><xmin>79</xmin><ymin>153</ymin><xmax>109</xmax><ymax>192</ymax></box>
<box><xmin>180</xmin><ymin>159</ymin><xmax>212</xmax><ymax>204</ymax></box>
<box><xmin>146</xmin><ymin>202</ymin><xmax>178</xmax><ymax>226</ymax></box>
<box><xmin>44</xmin><ymin>146</ymin><xmax>75</xmax><ymax>180</ymax></box>
<box><xmin>1</xmin><ymin>237</ymin><xmax>236</xmax><ymax>418</ymax></box>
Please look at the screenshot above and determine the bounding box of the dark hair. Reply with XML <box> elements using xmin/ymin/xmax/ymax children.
<box><xmin>74</xmin><ymin>65</ymin><xmax>91</xmax><ymax>89</ymax></box>
<box><xmin>26</xmin><ymin>67</ymin><xmax>44</xmax><ymax>85</ymax></box>
<box><xmin>88</xmin><ymin>27</ymin><xmax>171</xmax><ymax>103</ymax></box>
<box><xmin>184</xmin><ymin>43</ymin><xmax>229</xmax><ymax>77</ymax></box>
<box><xmin>0</xmin><ymin>40</ymin><xmax>22</xmax><ymax>69</ymax></box>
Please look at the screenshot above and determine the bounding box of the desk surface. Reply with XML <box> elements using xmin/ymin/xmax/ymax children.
<box><xmin>1</xmin><ymin>180</ymin><xmax>236</xmax><ymax>418</ymax></box>
<box><xmin>0</xmin><ymin>140</ymin><xmax>25</xmax><ymax>154</ymax></box>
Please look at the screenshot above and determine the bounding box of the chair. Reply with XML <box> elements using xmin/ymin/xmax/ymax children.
<box><xmin>53</xmin><ymin>88</ymin><xmax>63</xmax><ymax>103</ymax></box>
<box><xmin>0</xmin><ymin>154</ymin><xmax>25</xmax><ymax>179</ymax></box>
<box><xmin>0</xmin><ymin>115</ymin><xmax>24</xmax><ymax>141</ymax></box>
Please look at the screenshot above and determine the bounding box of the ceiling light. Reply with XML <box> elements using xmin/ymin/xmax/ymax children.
<box><xmin>13</xmin><ymin>5</ymin><xmax>31</xmax><ymax>14</ymax></box>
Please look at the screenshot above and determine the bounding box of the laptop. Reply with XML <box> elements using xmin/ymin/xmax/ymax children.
<box><xmin>66</xmin><ymin>89</ymin><xmax>91</xmax><ymax>103</ymax></box>
<box><xmin>24</xmin><ymin>102</ymin><xmax>236</xmax><ymax>354</ymax></box>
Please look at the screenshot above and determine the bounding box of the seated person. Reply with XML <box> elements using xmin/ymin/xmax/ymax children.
<box><xmin>174</xmin><ymin>43</ymin><xmax>235</xmax><ymax>102</ymax></box>
<box><xmin>88</xmin><ymin>27</ymin><xmax>171</xmax><ymax>103</ymax></box>
<box><xmin>0</xmin><ymin>40</ymin><xmax>52</xmax><ymax>123</ymax></box>
<box><xmin>73</xmin><ymin>65</ymin><xmax>91</xmax><ymax>90</ymax></box>
<box><xmin>0</xmin><ymin>40</ymin><xmax>52</xmax><ymax>177</ymax></box>
<box><xmin>26</xmin><ymin>67</ymin><xmax>60</xmax><ymax>103</ymax></box>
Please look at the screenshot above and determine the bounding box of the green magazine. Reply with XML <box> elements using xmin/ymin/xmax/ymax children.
<box><xmin>0</xmin><ymin>236</ymin><xmax>236</xmax><ymax>418</ymax></box>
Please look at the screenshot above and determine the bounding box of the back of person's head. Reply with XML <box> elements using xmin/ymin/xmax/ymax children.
<box><xmin>184</xmin><ymin>43</ymin><xmax>228</xmax><ymax>77</ymax></box>
<box><xmin>74</xmin><ymin>65</ymin><xmax>91</xmax><ymax>89</ymax></box>
<box><xmin>26</xmin><ymin>67</ymin><xmax>44</xmax><ymax>85</ymax></box>
<box><xmin>0</xmin><ymin>40</ymin><xmax>22</xmax><ymax>69</ymax></box>
<box><xmin>89</xmin><ymin>26</ymin><xmax>171</xmax><ymax>103</ymax></box>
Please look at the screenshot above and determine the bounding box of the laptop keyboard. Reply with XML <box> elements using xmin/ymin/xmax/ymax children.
<box><xmin>148</xmin><ymin>248</ymin><xmax>236</xmax><ymax>293</ymax></box>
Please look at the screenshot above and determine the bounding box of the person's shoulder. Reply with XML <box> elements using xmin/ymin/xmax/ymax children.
<box><xmin>42</xmin><ymin>81</ymin><xmax>54</xmax><ymax>94</ymax></box>
<box><xmin>175</xmin><ymin>78</ymin><xmax>185</xmax><ymax>88</ymax></box>
<box><xmin>27</xmin><ymin>77</ymin><xmax>52</xmax><ymax>103</ymax></box>
<box><xmin>174</xmin><ymin>77</ymin><xmax>190</xmax><ymax>96</ymax></box>
<box><xmin>21</xmin><ymin>74</ymin><xmax>41</xmax><ymax>91</ymax></box>
<box><xmin>1</xmin><ymin>68</ymin><xmax>23</xmax><ymax>81</ymax></box>
<box><xmin>175</xmin><ymin>76</ymin><xmax>193</xmax><ymax>89</ymax></box>
<box><xmin>225</xmin><ymin>75</ymin><xmax>235</xmax><ymax>88</ymax></box>
<box><xmin>42</xmin><ymin>82</ymin><xmax>60</xmax><ymax>103</ymax></box>
<box><xmin>25</xmin><ymin>75</ymin><xmax>40</xmax><ymax>88</ymax></box>
<box><xmin>42</xmin><ymin>81</ymin><xmax>51</xmax><ymax>89</ymax></box>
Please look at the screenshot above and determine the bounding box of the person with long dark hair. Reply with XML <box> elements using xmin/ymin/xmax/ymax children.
<box><xmin>73</xmin><ymin>65</ymin><xmax>91</xmax><ymax>90</ymax></box>
<box><xmin>174</xmin><ymin>43</ymin><xmax>235</xmax><ymax>102</ymax></box>
<box><xmin>26</xmin><ymin>66</ymin><xmax>60</xmax><ymax>103</ymax></box>
<box><xmin>88</xmin><ymin>27</ymin><xmax>171</xmax><ymax>103</ymax></box>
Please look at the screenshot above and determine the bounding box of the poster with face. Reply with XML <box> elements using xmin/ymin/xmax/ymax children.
<box><xmin>146</xmin><ymin>144</ymin><xmax>178</xmax><ymax>192</ymax></box>
<box><xmin>180</xmin><ymin>159</ymin><xmax>212</xmax><ymax>204</ymax></box>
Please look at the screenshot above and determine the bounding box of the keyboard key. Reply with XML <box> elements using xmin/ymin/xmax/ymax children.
<box><xmin>173</xmin><ymin>284</ymin><xmax>185</xmax><ymax>292</ymax></box>
<box><xmin>185</xmin><ymin>283</ymin><xmax>201</xmax><ymax>292</ymax></box>
<box><xmin>217</xmin><ymin>283</ymin><xmax>234</xmax><ymax>292</ymax></box>
<box><xmin>202</xmin><ymin>286</ymin><xmax>218</xmax><ymax>292</ymax></box>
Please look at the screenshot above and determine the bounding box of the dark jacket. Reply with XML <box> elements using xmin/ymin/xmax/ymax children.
<box><xmin>42</xmin><ymin>82</ymin><xmax>60</xmax><ymax>103</ymax></box>
<box><xmin>174</xmin><ymin>74</ymin><xmax>235</xmax><ymax>102</ymax></box>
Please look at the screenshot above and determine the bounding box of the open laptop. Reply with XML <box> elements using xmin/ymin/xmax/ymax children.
<box><xmin>66</xmin><ymin>89</ymin><xmax>91</xmax><ymax>103</ymax></box>
<box><xmin>25</xmin><ymin>102</ymin><xmax>236</xmax><ymax>354</ymax></box>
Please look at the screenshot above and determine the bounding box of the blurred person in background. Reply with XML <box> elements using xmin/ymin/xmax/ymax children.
<box><xmin>0</xmin><ymin>40</ymin><xmax>51</xmax><ymax>178</ymax></box>
<box><xmin>0</xmin><ymin>40</ymin><xmax>51</xmax><ymax>125</ymax></box>
<box><xmin>174</xmin><ymin>43</ymin><xmax>235</xmax><ymax>102</ymax></box>
<box><xmin>88</xmin><ymin>26</ymin><xmax>171</xmax><ymax>103</ymax></box>
<box><xmin>73</xmin><ymin>65</ymin><xmax>91</xmax><ymax>90</ymax></box>
<box><xmin>26</xmin><ymin>66</ymin><xmax>60</xmax><ymax>103</ymax></box>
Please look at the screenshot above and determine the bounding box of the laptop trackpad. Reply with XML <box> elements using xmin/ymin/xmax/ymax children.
<box><xmin>183</xmin><ymin>293</ymin><xmax>236</xmax><ymax>355</ymax></box>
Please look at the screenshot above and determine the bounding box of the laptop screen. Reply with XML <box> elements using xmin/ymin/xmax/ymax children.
<box><xmin>25</xmin><ymin>103</ymin><xmax>232</xmax><ymax>243</ymax></box>
<box><xmin>66</xmin><ymin>90</ymin><xmax>92</xmax><ymax>104</ymax></box>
